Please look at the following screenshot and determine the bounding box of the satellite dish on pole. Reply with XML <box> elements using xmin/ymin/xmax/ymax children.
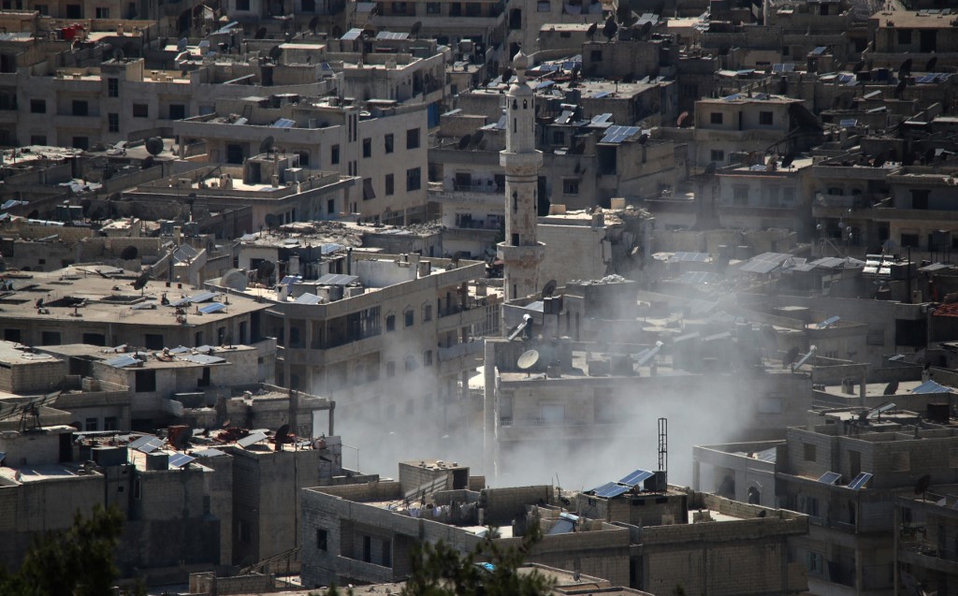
<box><xmin>260</xmin><ymin>135</ymin><xmax>275</xmax><ymax>156</ymax></box>
<box><xmin>915</xmin><ymin>474</ymin><xmax>932</xmax><ymax>499</ymax></box>
<box><xmin>542</xmin><ymin>279</ymin><xmax>557</xmax><ymax>297</ymax></box>
<box><xmin>517</xmin><ymin>349</ymin><xmax>540</xmax><ymax>370</ymax></box>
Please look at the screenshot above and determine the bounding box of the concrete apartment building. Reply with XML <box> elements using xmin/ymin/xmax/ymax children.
<box><xmin>207</xmin><ymin>252</ymin><xmax>496</xmax><ymax>423</ymax></box>
<box><xmin>299</xmin><ymin>459</ymin><xmax>808</xmax><ymax>593</ymax></box>
<box><xmin>688</xmin><ymin>94</ymin><xmax>823</xmax><ymax>171</ymax></box>
<box><xmin>714</xmin><ymin>155</ymin><xmax>816</xmax><ymax>239</ymax></box>
<box><xmin>695</xmin><ymin>402</ymin><xmax>958</xmax><ymax>596</ymax></box>
<box><xmin>895</xmin><ymin>482</ymin><xmax>958</xmax><ymax>596</ymax></box>
<box><xmin>506</xmin><ymin>0</ymin><xmax>608</xmax><ymax>57</ymax></box>
<box><xmin>174</xmin><ymin>96</ymin><xmax>430</xmax><ymax>224</ymax></box>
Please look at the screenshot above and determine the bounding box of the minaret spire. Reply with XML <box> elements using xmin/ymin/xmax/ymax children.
<box><xmin>498</xmin><ymin>51</ymin><xmax>544</xmax><ymax>314</ymax></box>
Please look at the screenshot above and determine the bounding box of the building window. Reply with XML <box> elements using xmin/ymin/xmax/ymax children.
<box><xmin>711</xmin><ymin>149</ymin><xmax>725</xmax><ymax>163</ymax></box>
<box><xmin>897</xmin><ymin>29</ymin><xmax>912</xmax><ymax>45</ymax></box>
<box><xmin>759</xmin><ymin>111</ymin><xmax>773</xmax><ymax>125</ymax></box>
<box><xmin>301</xmin><ymin>0</ymin><xmax>315</xmax><ymax>10</ymax></box>
<box><xmin>552</xmin><ymin>131</ymin><xmax>564</xmax><ymax>145</ymax></box>
<box><xmin>710</xmin><ymin>112</ymin><xmax>723</xmax><ymax>125</ymax></box>
<box><xmin>85</xmin><ymin>417</ymin><xmax>98</xmax><ymax>431</ymax></box>
<box><xmin>169</xmin><ymin>104</ymin><xmax>186</xmax><ymax>120</ymax></box>
<box><xmin>733</xmin><ymin>186</ymin><xmax>748</xmax><ymax>205</ymax></box>
<box><xmin>386</xmin><ymin>361</ymin><xmax>396</xmax><ymax>377</ymax></box>
<box><xmin>423</xmin><ymin>350</ymin><xmax>433</xmax><ymax>366</ymax></box>
<box><xmin>363</xmin><ymin>137</ymin><xmax>372</xmax><ymax>158</ymax></box>
<box><xmin>360</xmin><ymin>177</ymin><xmax>376</xmax><ymax>200</ymax></box>
<box><xmin>331</xmin><ymin>144</ymin><xmax>340</xmax><ymax>165</ymax></box>
<box><xmin>385</xmin><ymin>173</ymin><xmax>394</xmax><ymax>196</ymax></box>
<box><xmin>65</xmin><ymin>3</ymin><xmax>81</xmax><ymax>16</ymax></box>
<box><xmin>386</xmin><ymin>314</ymin><xmax>396</xmax><ymax>332</ymax></box>
<box><xmin>30</xmin><ymin>99</ymin><xmax>45</xmax><ymax>113</ymax></box>
<box><xmin>562</xmin><ymin>179</ymin><xmax>579</xmax><ymax>195</ymax></box>
<box><xmin>72</xmin><ymin>136</ymin><xmax>89</xmax><ymax>150</ymax></box>
<box><xmin>406</xmin><ymin>128</ymin><xmax>420</xmax><ymax>149</ymax></box>
<box><xmin>83</xmin><ymin>332</ymin><xmax>105</xmax><ymax>345</ymax></box>
<box><xmin>316</xmin><ymin>528</ymin><xmax>328</xmax><ymax>551</ymax></box>
<box><xmin>405</xmin><ymin>355</ymin><xmax>418</xmax><ymax>371</ymax></box>
<box><xmin>35</xmin><ymin>3</ymin><xmax>47</xmax><ymax>13</ymax></box>
<box><xmin>422</xmin><ymin>303</ymin><xmax>432</xmax><ymax>322</ymax></box>
<box><xmin>95</xmin><ymin>6</ymin><xmax>109</xmax><ymax>17</ymax></box>
<box><xmin>237</xmin><ymin>520</ymin><xmax>250</xmax><ymax>543</ymax></box>
<box><xmin>406</xmin><ymin>167</ymin><xmax>421</xmax><ymax>192</ymax></box>
<box><xmin>803</xmin><ymin>442</ymin><xmax>816</xmax><ymax>462</ymax></box>
<box><xmin>392</xmin><ymin>1</ymin><xmax>407</xmax><ymax>12</ymax></box>
<box><xmin>236</xmin><ymin>0</ymin><xmax>250</xmax><ymax>9</ymax></box>
<box><xmin>107</xmin><ymin>77</ymin><xmax>119</xmax><ymax>97</ymax></box>
<box><xmin>590</xmin><ymin>50</ymin><xmax>602</xmax><ymax>62</ymax></box>
<box><xmin>41</xmin><ymin>331</ymin><xmax>61</xmax><ymax>345</ymax></box>
<box><xmin>108</xmin><ymin>113</ymin><xmax>119</xmax><ymax>133</ymax></box>
<box><xmin>30</xmin><ymin>135</ymin><xmax>46</xmax><ymax>145</ymax></box>
<box><xmin>72</xmin><ymin>100</ymin><xmax>88</xmax><ymax>116</ymax></box>
<box><xmin>404</xmin><ymin>307</ymin><xmax>414</xmax><ymax>327</ymax></box>
<box><xmin>135</xmin><ymin>370</ymin><xmax>157</xmax><ymax>393</ymax></box>
<box><xmin>132</xmin><ymin>103</ymin><xmax>148</xmax><ymax>118</ymax></box>
<box><xmin>384</xmin><ymin>133</ymin><xmax>394</xmax><ymax>153</ymax></box>
<box><xmin>426</xmin><ymin>1</ymin><xmax>440</xmax><ymax>11</ymax></box>
<box><xmin>104</xmin><ymin>416</ymin><xmax>118</xmax><ymax>430</ymax></box>
<box><xmin>144</xmin><ymin>333</ymin><xmax>164</xmax><ymax>350</ymax></box>
<box><xmin>911</xmin><ymin>189</ymin><xmax>930</xmax><ymax>210</ymax></box>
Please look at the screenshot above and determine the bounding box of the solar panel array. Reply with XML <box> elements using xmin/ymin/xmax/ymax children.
<box><xmin>673</xmin><ymin>271</ymin><xmax>721</xmax><ymax>285</ymax></box>
<box><xmin>739</xmin><ymin>252</ymin><xmax>799</xmax><ymax>275</ymax></box>
<box><xmin>592</xmin><ymin>481</ymin><xmax>630</xmax><ymax>499</ymax></box>
<box><xmin>237</xmin><ymin>430</ymin><xmax>268</xmax><ymax>448</ymax></box>
<box><xmin>600</xmin><ymin>125</ymin><xmax>640</xmax><ymax>144</ymax></box>
<box><xmin>913</xmin><ymin>380</ymin><xmax>954</xmax><ymax>394</ymax></box>
<box><xmin>620</xmin><ymin>469</ymin><xmax>655</xmax><ymax>486</ymax></box>
<box><xmin>670</xmin><ymin>252</ymin><xmax>710</xmax><ymax>263</ymax></box>
<box><xmin>816</xmin><ymin>316</ymin><xmax>841</xmax><ymax>329</ymax></box>
<box><xmin>818</xmin><ymin>471</ymin><xmax>842</xmax><ymax>485</ymax></box>
<box><xmin>198</xmin><ymin>302</ymin><xmax>226</xmax><ymax>314</ymax></box>
<box><xmin>847</xmin><ymin>472</ymin><xmax>872</xmax><ymax>491</ymax></box>
<box><xmin>294</xmin><ymin>293</ymin><xmax>323</xmax><ymax>305</ymax></box>
<box><xmin>181</xmin><ymin>353</ymin><xmax>227</xmax><ymax>365</ymax></box>
<box><xmin>316</xmin><ymin>273</ymin><xmax>359</xmax><ymax>286</ymax></box>
<box><xmin>131</xmin><ymin>435</ymin><xmax>163</xmax><ymax>453</ymax></box>
<box><xmin>272</xmin><ymin>118</ymin><xmax>296</xmax><ymax>128</ymax></box>
<box><xmin>169</xmin><ymin>453</ymin><xmax>195</xmax><ymax>468</ymax></box>
<box><xmin>105</xmin><ymin>354</ymin><xmax>141</xmax><ymax>368</ymax></box>
<box><xmin>375</xmin><ymin>31</ymin><xmax>408</xmax><ymax>40</ymax></box>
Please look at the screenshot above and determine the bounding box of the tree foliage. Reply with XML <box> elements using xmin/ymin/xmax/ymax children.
<box><xmin>0</xmin><ymin>504</ymin><xmax>125</xmax><ymax>596</ymax></box>
<box><xmin>331</xmin><ymin>524</ymin><xmax>554</xmax><ymax>596</ymax></box>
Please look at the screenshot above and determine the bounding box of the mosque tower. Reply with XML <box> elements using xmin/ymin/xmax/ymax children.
<box><xmin>497</xmin><ymin>51</ymin><xmax>544</xmax><ymax>307</ymax></box>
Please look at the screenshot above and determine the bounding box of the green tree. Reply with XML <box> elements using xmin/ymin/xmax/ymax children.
<box><xmin>0</xmin><ymin>504</ymin><xmax>125</xmax><ymax>596</ymax></box>
<box><xmin>330</xmin><ymin>524</ymin><xmax>554</xmax><ymax>596</ymax></box>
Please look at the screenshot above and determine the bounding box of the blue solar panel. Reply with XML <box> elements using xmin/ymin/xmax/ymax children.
<box><xmin>592</xmin><ymin>482</ymin><xmax>630</xmax><ymax>499</ymax></box>
<box><xmin>913</xmin><ymin>380</ymin><xmax>954</xmax><ymax>394</ymax></box>
<box><xmin>169</xmin><ymin>453</ymin><xmax>195</xmax><ymax>468</ymax></box>
<box><xmin>600</xmin><ymin>125</ymin><xmax>640</xmax><ymax>144</ymax></box>
<box><xmin>847</xmin><ymin>472</ymin><xmax>872</xmax><ymax>490</ymax></box>
<box><xmin>818</xmin><ymin>471</ymin><xmax>842</xmax><ymax>485</ymax></box>
<box><xmin>105</xmin><ymin>354</ymin><xmax>141</xmax><ymax>368</ymax></box>
<box><xmin>816</xmin><ymin>316</ymin><xmax>841</xmax><ymax>329</ymax></box>
<box><xmin>620</xmin><ymin>469</ymin><xmax>655</xmax><ymax>486</ymax></box>
<box><xmin>272</xmin><ymin>118</ymin><xmax>296</xmax><ymax>128</ymax></box>
<box><xmin>198</xmin><ymin>302</ymin><xmax>226</xmax><ymax>314</ymax></box>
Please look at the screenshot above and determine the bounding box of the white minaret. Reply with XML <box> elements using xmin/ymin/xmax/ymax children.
<box><xmin>497</xmin><ymin>51</ymin><xmax>544</xmax><ymax>308</ymax></box>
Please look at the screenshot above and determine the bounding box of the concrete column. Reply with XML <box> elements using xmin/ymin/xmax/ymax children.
<box><xmin>482</xmin><ymin>340</ymin><xmax>497</xmax><ymax>479</ymax></box>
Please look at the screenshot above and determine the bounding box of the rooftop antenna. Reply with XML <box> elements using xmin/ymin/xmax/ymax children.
<box><xmin>657</xmin><ymin>417</ymin><xmax>667</xmax><ymax>483</ymax></box>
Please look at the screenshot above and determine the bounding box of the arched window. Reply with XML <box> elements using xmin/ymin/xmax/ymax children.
<box><xmin>404</xmin><ymin>354</ymin><xmax>418</xmax><ymax>371</ymax></box>
<box><xmin>422</xmin><ymin>302</ymin><xmax>433</xmax><ymax>322</ymax></box>
<box><xmin>404</xmin><ymin>306</ymin><xmax>414</xmax><ymax>327</ymax></box>
<box><xmin>386</xmin><ymin>314</ymin><xmax>396</xmax><ymax>332</ymax></box>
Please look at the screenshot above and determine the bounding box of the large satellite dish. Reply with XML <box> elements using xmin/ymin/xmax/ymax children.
<box><xmin>542</xmin><ymin>279</ymin><xmax>557</xmax><ymax>298</ymax></box>
<box><xmin>517</xmin><ymin>350</ymin><xmax>540</xmax><ymax>370</ymax></box>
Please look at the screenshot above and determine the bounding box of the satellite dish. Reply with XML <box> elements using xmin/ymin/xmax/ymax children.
<box><xmin>542</xmin><ymin>279</ymin><xmax>557</xmax><ymax>297</ymax></box>
<box><xmin>132</xmin><ymin>268</ymin><xmax>150</xmax><ymax>291</ymax></box>
<box><xmin>177</xmin><ymin>37</ymin><xmax>188</xmax><ymax>52</ymax></box>
<box><xmin>220</xmin><ymin>268</ymin><xmax>248</xmax><ymax>291</ymax></box>
<box><xmin>458</xmin><ymin>134</ymin><xmax>472</xmax><ymax>149</ymax></box>
<box><xmin>275</xmin><ymin>423</ymin><xmax>290</xmax><ymax>451</ymax></box>
<box><xmin>171</xmin><ymin>426</ymin><xmax>193</xmax><ymax>449</ymax></box>
<box><xmin>883</xmin><ymin>380</ymin><xmax>899</xmax><ymax>395</ymax></box>
<box><xmin>308</xmin><ymin>15</ymin><xmax>320</xmax><ymax>32</ymax></box>
<box><xmin>256</xmin><ymin>260</ymin><xmax>275</xmax><ymax>280</ymax></box>
<box><xmin>254</xmin><ymin>27</ymin><xmax>267</xmax><ymax>39</ymax></box>
<box><xmin>781</xmin><ymin>153</ymin><xmax>795</xmax><ymax>168</ymax></box>
<box><xmin>145</xmin><ymin>137</ymin><xmax>164</xmax><ymax>156</ymax></box>
<box><xmin>676</xmin><ymin>111</ymin><xmax>689</xmax><ymax>127</ymax></box>
<box><xmin>120</xmin><ymin>245</ymin><xmax>139</xmax><ymax>260</ymax></box>
<box><xmin>260</xmin><ymin>135</ymin><xmax>275</xmax><ymax>155</ymax></box>
<box><xmin>926</xmin><ymin>55</ymin><xmax>938</xmax><ymax>71</ymax></box>
<box><xmin>264</xmin><ymin>213</ymin><xmax>280</xmax><ymax>229</ymax></box>
<box><xmin>783</xmin><ymin>346</ymin><xmax>800</xmax><ymax>368</ymax></box>
<box><xmin>268</xmin><ymin>45</ymin><xmax>283</xmax><ymax>61</ymax></box>
<box><xmin>517</xmin><ymin>349</ymin><xmax>540</xmax><ymax>370</ymax></box>
<box><xmin>914</xmin><ymin>474</ymin><xmax>932</xmax><ymax>496</ymax></box>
